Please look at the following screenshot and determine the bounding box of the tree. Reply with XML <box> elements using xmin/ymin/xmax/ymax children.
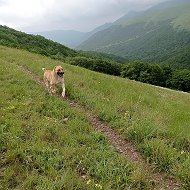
<box><xmin>170</xmin><ymin>70</ymin><xmax>190</xmax><ymax>92</ymax></box>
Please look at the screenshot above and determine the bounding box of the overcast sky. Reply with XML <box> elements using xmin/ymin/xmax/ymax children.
<box><xmin>0</xmin><ymin>0</ymin><xmax>168</xmax><ymax>32</ymax></box>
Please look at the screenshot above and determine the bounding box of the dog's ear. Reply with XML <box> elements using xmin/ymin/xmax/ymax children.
<box><xmin>53</xmin><ymin>66</ymin><xmax>57</xmax><ymax>71</ymax></box>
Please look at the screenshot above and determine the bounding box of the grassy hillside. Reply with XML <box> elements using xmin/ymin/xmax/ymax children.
<box><xmin>77</xmin><ymin>0</ymin><xmax>190</xmax><ymax>68</ymax></box>
<box><xmin>128</xmin><ymin>0</ymin><xmax>190</xmax><ymax>31</ymax></box>
<box><xmin>0</xmin><ymin>47</ymin><xmax>157</xmax><ymax>190</ymax></box>
<box><xmin>1</xmin><ymin>46</ymin><xmax>190</xmax><ymax>188</ymax></box>
<box><xmin>0</xmin><ymin>25</ymin><xmax>76</xmax><ymax>59</ymax></box>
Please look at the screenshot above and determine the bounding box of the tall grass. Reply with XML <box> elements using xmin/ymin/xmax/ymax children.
<box><xmin>1</xmin><ymin>45</ymin><xmax>190</xmax><ymax>188</ymax></box>
<box><xmin>0</xmin><ymin>49</ymin><xmax>156</xmax><ymax>189</ymax></box>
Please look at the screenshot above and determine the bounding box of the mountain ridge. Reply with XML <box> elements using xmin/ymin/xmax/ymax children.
<box><xmin>32</xmin><ymin>22</ymin><xmax>114</xmax><ymax>48</ymax></box>
<box><xmin>32</xmin><ymin>9</ymin><xmax>143</xmax><ymax>48</ymax></box>
<box><xmin>77</xmin><ymin>0</ymin><xmax>190</xmax><ymax>68</ymax></box>
<box><xmin>32</xmin><ymin>30</ymin><xmax>86</xmax><ymax>47</ymax></box>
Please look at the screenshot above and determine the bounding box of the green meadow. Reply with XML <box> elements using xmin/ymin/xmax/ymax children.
<box><xmin>0</xmin><ymin>49</ymin><xmax>156</xmax><ymax>190</ymax></box>
<box><xmin>0</xmin><ymin>45</ymin><xmax>190</xmax><ymax>189</ymax></box>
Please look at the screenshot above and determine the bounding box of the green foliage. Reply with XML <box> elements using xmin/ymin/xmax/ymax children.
<box><xmin>121</xmin><ymin>62</ymin><xmax>167</xmax><ymax>86</ymax></box>
<box><xmin>121</xmin><ymin>62</ymin><xmax>190</xmax><ymax>92</ymax></box>
<box><xmin>67</xmin><ymin>56</ymin><xmax>122</xmax><ymax>76</ymax></box>
<box><xmin>170</xmin><ymin>69</ymin><xmax>190</xmax><ymax>92</ymax></box>
<box><xmin>0</xmin><ymin>25</ymin><xmax>76</xmax><ymax>59</ymax></box>
<box><xmin>80</xmin><ymin>50</ymin><xmax>127</xmax><ymax>63</ymax></box>
<box><xmin>164</xmin><ymin>47</ymin><xmax>190</xmax><ymax>69</ymax></box>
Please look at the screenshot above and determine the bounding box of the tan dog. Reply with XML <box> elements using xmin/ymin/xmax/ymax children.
<box><xmin>42</xmin><ymin>65</ymin><xmax>65</xmax><ymax>97</ymax></box>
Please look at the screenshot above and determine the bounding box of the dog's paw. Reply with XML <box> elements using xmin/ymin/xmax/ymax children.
<box><xmin>62</xmin><ymin>92</ymin><xmax>65</xmax><ymax>98</ymax></box>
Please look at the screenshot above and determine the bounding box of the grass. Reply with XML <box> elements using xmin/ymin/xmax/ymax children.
<box><xmin>0</xmin><ymin>47</ymin><xmax>157</xmax><ymax>190</ymax></box>
<box><xmin>0</xmin><ymin>45</ymin><xmax>190</xmax><ymax>188</ymax></box>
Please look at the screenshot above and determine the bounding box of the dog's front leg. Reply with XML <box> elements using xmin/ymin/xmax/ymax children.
<box><xmin>62</xmin><ymin>83</ymin><xmax>65</xmax><ymax>98</ymax></box>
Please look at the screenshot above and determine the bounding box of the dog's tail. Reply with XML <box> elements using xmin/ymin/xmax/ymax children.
<box><xmin>42</xmin><ymin>68</ymin><xmax>46</xmax><ymax>71</ymax></box>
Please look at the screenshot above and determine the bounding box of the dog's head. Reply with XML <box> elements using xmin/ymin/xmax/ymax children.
<box><xmin>54</xmin><ymin>65</ymin><xmax>64</xmax><ymax>77</ymax></box>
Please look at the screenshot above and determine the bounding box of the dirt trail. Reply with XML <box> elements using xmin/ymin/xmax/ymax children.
<box><xmin>16</xmin><ymin>64</ymin><xmax>179</xmax><ymax>190</ymax></box>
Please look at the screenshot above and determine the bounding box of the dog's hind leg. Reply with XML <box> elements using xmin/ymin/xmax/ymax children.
<box><xmin>50</xmin><ymin>84</ymin><xmax>56</xmax><ymax>95</ymax></box>
<box><xmin>44</xmin><ymin>78</ymin><xmax>52</xmax><ymax>95</ymax></box>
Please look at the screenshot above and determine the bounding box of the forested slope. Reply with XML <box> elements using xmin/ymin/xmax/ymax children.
<box><xmin>78</xmin><ymin>0</ymin><xmax>190</xmax><ymax>69</ymax></box>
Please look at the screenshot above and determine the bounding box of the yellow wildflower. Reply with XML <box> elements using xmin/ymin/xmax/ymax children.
<box><xmin>87</xmin><ymin>179</ymin><xmax>91</xmax><ymax>185</ymax></box>
<box><xmin>95</xmin><ymin>183</ymin><xmax>103</xmax><ymax>189</ymax></box>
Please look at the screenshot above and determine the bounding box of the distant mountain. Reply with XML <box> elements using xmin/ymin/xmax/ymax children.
<box><xmin>77</xmin><ymin>0</ymin><xmax>190</xmax><ymax>68</ymax></box>
<box><xmin>32</xmin><ymin>23</ymin><xmax>114</xmax><ymax>48</ymax></box>
<box><xmin>32</xmin><ymin>30</ymin><xmax>86</xmax><ymax>48</ymax></box>
<box><xmin>114</xmin><ymin>11</ymin><xmax>143</xmax><ymax>25</ymax></box>
<box><xmin>32</xmin><ymin>9</ymin><xmax>143</xmax><ymax>48</ymax></box>
<box><xmin>84</xmin><ymin>22</ymin><xmax>113</xmax><ymax>40</ymax></box>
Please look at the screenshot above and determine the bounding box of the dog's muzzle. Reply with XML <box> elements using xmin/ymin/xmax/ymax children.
<box><xmin>57</xmin><ymin>72</ymin><xmax>64</xmax><ymax>77</ymax></box>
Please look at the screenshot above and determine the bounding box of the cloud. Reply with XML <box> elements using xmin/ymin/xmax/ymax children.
<box><xmin>0</xmin><ymin>0</ymin><xmax>168</xmax><ymax>32</ymax></box>
<box><xmin>0</xmin><ymin>0</ymin><xmax>8</xmax><ymax>5</ymax></box>
<box><xmin>0</xmin><ymin>0</ymin><xmax>54</xmax><ymax>28</ymax></box>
